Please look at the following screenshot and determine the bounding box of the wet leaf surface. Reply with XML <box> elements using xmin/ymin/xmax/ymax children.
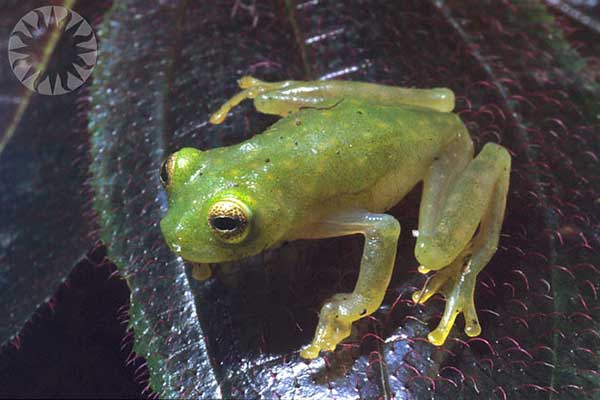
<box><xmin>2</xmin><ymin>0</ymin><xmax>599</xmax><ymax>398</ymax></box>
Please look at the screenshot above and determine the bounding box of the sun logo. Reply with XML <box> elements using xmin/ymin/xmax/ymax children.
<box><xmin>8</xmin><ymin>6</ymin><xmax>97</xmax><ymax>95</ymax></box>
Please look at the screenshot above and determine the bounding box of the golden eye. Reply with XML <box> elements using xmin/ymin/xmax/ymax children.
<box><xmin>159</xmin><ymin>155</ymin><xmax>175</xmax><ymax>189</ymax></box>
<box><xmin>208</xmin><ymin>199</ymin><xmax>251</xmax><ymax>244</ymax></box>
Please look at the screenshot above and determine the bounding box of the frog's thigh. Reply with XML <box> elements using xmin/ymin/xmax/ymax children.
<box><xmin>415</xmin><ymin>143</ymin><xmax>510</xmax><ymax>269</ymax></box>
<box><xmin>414</xmin><ymin>143</ymin><xmax>510</xmax><ymax>345</ymax></box>
<box><xmin>299</xmin><ymin>210</ymin><xmax>400</xmax><ymax>359</ymax></box>
<box><xmin>417</xmin><ymin>130</ymin><xmax>473</xmax><ymax>244</ymax></box>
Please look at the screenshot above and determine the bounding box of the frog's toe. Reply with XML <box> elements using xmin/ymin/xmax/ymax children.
<box><xmin>300</xmin><ymin>320</ymin><xmax>351</xmax><ymax>359</ymax></box>
<box><xmin>462</xmin><ymin>296</ymin><xmax>482</xmax><ymax>337</ymax></box>
<box><xmin>210</xmin><ymin>76</ymin><xmax>277</xmax><ymax>125</ymax></box>
<box><xmin>412</xmin><ymin>265</ymin><xmax>453</xmax><ymax>304</ymax></box>
<box><xmin>427</xmin><ymin>278</ymin><xmax>481</xmax><ymax>346</ymax></box>
<box><xmin>299</xmin><ymin>344</ymin><xmax>320</xmax><ymax>360</ymax></box>
<box><xmin>237</xmin><ymin>75</ymin><xmax>264</xmax><ymax>89</ymax></box>
<box><xmin>417</xmin><ymin>265</ymin><xmax>431</xmax><ymax>274</ymax></box>
<box><xmin>413</xmin><ymin>253</ymin><xmax>481</xmax><ymax>346</ymax></box>
<box><xmin>428</xmin><ymin>319</ymin><xmax>455</xmax><ymax>346</ymax></box>
<box><xmin>300</xmin><ymin>295</ymin><xmax>354</xmax><ymax>359</ymax></box>
<box><xmin>191</xmin><ymin>263</ymin><xmax>212</xmax><ymax>281</ymax></box>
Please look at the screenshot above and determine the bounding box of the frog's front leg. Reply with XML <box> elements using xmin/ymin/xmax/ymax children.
<box><xmin>210</xmin><ymin>76</ymin><xmax>455</xmax><ymax>124</ymax></box>
<box><xmin>298</xmin><ymin>211</ymin><xmax>400</xmax><ymax>359</ymax></box>
<box><xmin>413</xmin><ymin>132</ymin><xmax>511</xmax><ymax>346</ymax></box>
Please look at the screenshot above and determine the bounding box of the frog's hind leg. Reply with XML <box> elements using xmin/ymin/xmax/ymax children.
<box><xmin>210</xmin><ymin>76</ymin><xmax>456</xmax><ymax>124</ymax></box>
<box><xmin>413</xmin><ymin>134</ymin><xmax>511</xmax><ymax>346</ymax></box>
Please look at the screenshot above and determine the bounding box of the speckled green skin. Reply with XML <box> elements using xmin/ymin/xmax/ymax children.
<box><xmin>160</xmin><ymin>99</ymin><xmax>462</xmax><ymax>263</ymax></box>
<box><xmin>160</xmin><ymin>77</ymin><xmax>511</xmax><ymax>357</ymax></box>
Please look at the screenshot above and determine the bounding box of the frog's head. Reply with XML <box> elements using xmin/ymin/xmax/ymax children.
<box><xmin>159</xmin><ymin>147</ymin><xmax>285</xmax><ymax>263</ymax></box>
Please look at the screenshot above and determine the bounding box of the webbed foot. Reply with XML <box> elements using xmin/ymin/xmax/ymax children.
<box><xmin>412</xmin><ymin>247</ymin><xmax>481</xmax><ymax>346</ymax></box>
<box><xmin>300</xmin><ymin>293</ymin><xmax>358</xmax><ymax>359</ymax></box>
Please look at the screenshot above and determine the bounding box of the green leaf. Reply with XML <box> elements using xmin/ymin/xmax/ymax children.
<box><xmin>89</xmin><ymin>0</ymin><xmax>600</xmax><ymax>397</ymax></box>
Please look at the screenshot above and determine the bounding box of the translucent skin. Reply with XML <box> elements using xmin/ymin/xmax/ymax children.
<box><xmin>159</xmin><ymin>77</ymin><xmax>511</xmax><ymax>359</ymax></box>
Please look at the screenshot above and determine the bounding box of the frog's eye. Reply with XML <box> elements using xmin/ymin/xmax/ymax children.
<box><xmin>208</xmin><ymin>199</ymin><xmax>252</xmax><ymax>244</ymax></box>
<box><xmin>159</xmin><ymin>155</ymin><xmax>175</xmax><ymax>189</ymax></box>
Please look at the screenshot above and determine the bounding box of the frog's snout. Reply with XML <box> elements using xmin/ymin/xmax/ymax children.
<box><xmin>160</xmin><ymin>211</ymin><xmax>211</xmax><ymax>263</ymax></box>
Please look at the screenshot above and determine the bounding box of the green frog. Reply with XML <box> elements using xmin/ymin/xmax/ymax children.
<box><xmin>159</xmin><ymin>76</ymin><xmax>511</xmax><ymax>359</ymax></box>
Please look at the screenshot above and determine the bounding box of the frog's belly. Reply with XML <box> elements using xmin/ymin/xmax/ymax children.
<box><xmin>324</xmin><ymin>167</ymin><xmax>421</xmax><ymax>216</ymax></box>
<box><xmin>287</xmin><ymin>169</ymin><xmax>422</xmax><ymax>240</ymax></box>
<box><xmin>366</xmin><ymin>168</ymin><xmax>421</xmax><ymax>212</ymax></box>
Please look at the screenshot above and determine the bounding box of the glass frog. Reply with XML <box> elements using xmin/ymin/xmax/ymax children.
<box><xmin>159</xmin><ymin>76</ymin><xmax>511</xmax><ymax>359</ymax></box>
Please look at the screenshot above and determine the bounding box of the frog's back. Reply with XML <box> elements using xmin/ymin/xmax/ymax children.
<box><xmin>228</xmin><ymin>99</ymin><xmax>465</xmax><ymax>214</ymax></box>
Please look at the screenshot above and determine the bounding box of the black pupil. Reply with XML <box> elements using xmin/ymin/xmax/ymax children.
<box><xmin>160</xmin><ymin>159</ymin><xmax>169</xmax><ymax>186</ymax></box>
<box><xmin>212</xmin><ymin>216</ymin><xmax>239</xmax><ymax>231</ymax></box>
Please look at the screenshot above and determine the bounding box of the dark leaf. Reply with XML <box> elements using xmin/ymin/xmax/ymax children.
<box><xmin>0</xmin><ymin>0</ymin><xmax>105</xmax><ymax>348</ymax></box>
<box><xmin>545</xmin><ymin>0</ymin><xmax>600</xmax><ymax>33</ymax></box>
<box><xmin>89</xmin><ymin>0</ymin><xmax>600</xmax><ymax>398</ymax></box>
